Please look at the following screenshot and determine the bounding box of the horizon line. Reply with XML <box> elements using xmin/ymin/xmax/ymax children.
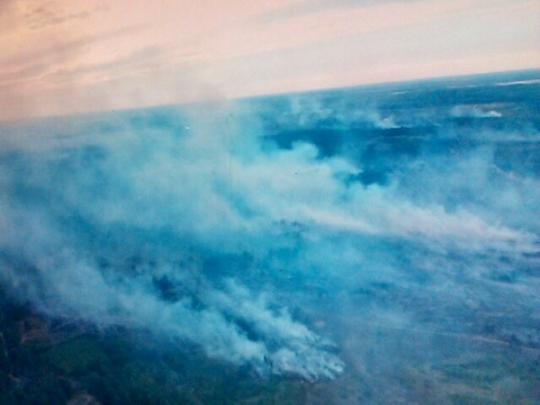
<box><xmin>2</xmin><ymin>67</ymin><xmax>539</xmax><ymax>126</ymax></box>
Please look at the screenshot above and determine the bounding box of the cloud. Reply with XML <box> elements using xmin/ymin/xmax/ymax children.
<box><xmin>256</xmin><ymin>0</ymin><xmax>421</xmax><ymax>23</ymax></box>
<box><xmin>0</xmin><ymin>25</ymin><xmax>146</xmax><ymax>81</ymax></box>
<box><xmin>23</xmin><ymin>2</ymin><xmax>93</xmax><ymax>31</ymax></box>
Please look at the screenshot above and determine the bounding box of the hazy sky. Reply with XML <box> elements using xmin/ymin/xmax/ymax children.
<box><xmin>1</xmin><ymin>0</ymin><xmax>539</xmax><ymax>121</ymax></box>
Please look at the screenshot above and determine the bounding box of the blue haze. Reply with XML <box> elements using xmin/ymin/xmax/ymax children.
<box><xmin>0</xmin><ymin>70</ymin><xmax>539</xmax><ymax>399</ymax></box>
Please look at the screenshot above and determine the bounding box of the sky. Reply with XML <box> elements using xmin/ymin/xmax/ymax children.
<box><xmin>1</xmin><ymin>0</ymin><xmax>539</xmax><ymax>121</ymax></box>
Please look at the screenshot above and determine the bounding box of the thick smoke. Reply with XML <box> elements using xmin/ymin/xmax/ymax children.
<box><xmin>0</xmin><ymin>83</ymin><xmax>539</xmax><ymax>383</ymax></box>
